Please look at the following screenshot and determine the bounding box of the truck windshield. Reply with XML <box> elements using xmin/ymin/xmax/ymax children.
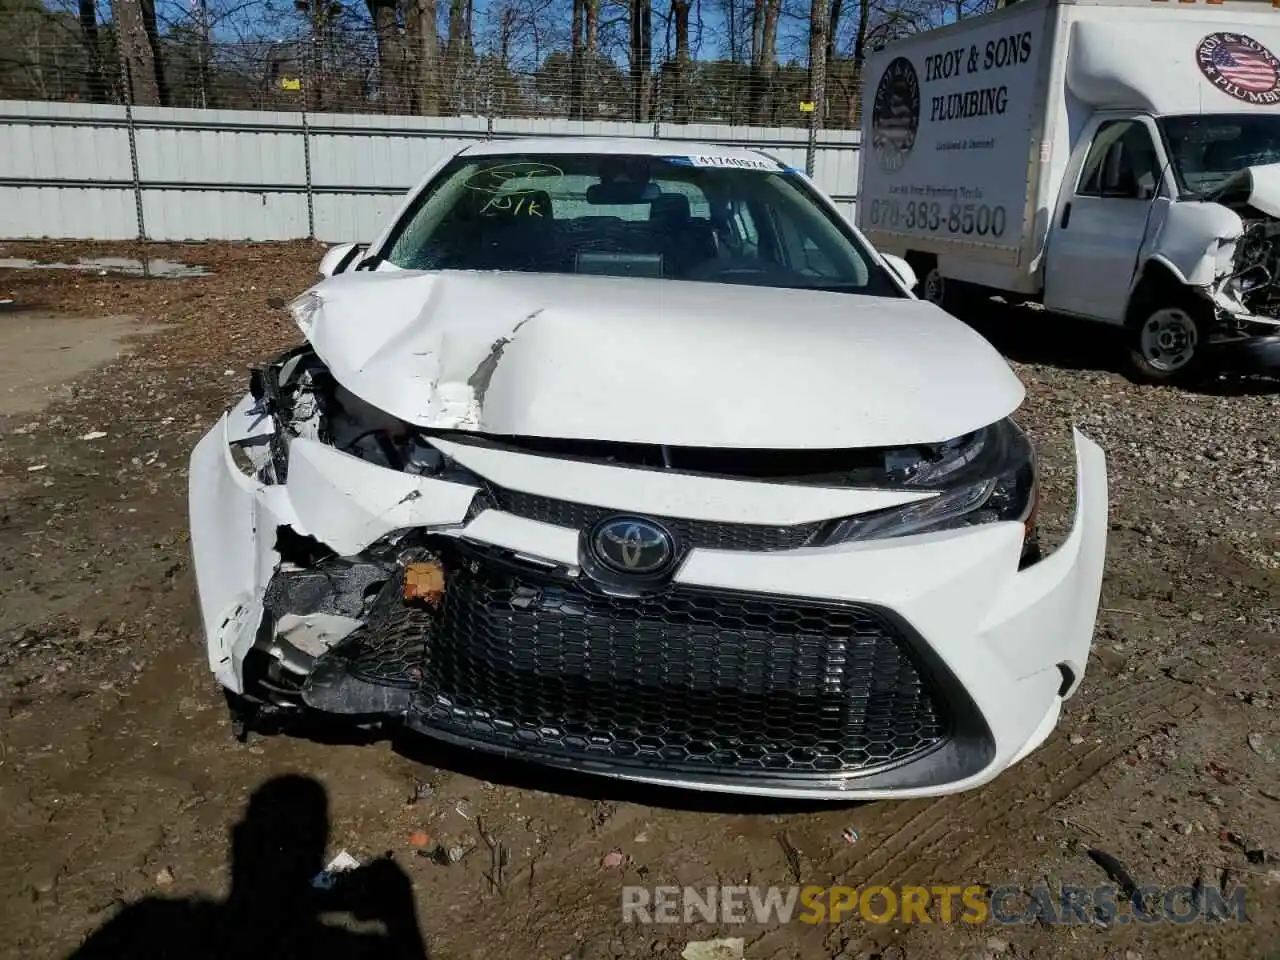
<box><xmin>1159</xmin><ymin>114</ymin><xmax>1280</xmax><ymax>198</ymax></box>
<box><xmin>379</xmin><ymin>152</ymin><xmax>904</xmax><ymax>297</ymax></box>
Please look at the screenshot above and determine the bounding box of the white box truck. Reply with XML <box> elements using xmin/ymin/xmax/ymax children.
<box><xmin>856</xmin><ymin>0</ymin><xmax>1280</xmax><ymax>381</ymax></box>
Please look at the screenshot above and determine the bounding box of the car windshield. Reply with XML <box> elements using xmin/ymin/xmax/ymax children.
<box><xmin>380</xmin><ymin>152</ymin><xmax>904</xmax><ymax>296</ymax></box>
<box><xmin>1159</xmin><ymin>114</ymin><xmax>1280</xmax><ymax>197</ymax></box>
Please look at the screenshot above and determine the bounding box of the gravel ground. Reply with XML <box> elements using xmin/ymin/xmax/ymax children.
<box><xmin>0</xmin><ymin>240</ymin><xmax>1276</xmax><ymax>960</ymax></box>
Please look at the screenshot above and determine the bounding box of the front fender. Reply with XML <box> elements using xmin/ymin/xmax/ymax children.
<box><xmin>1139</xmin><ymin>199</ymin><xmax>1244</xmax><ymax>289</ymax></box>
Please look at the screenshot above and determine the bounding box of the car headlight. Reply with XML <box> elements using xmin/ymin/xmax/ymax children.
<box><xmin>289</xmin><ymin>291</ymin><xmax>323</xmax><ymax>337</ymax></box>
<box><xmin>819</xmin><ymin>417</ymin><xmax>1037</xmax><ymax>545</ymax></box>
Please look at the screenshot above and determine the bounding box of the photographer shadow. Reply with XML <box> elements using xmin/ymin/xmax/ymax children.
<box><xmin>67</xmin><ymin>774</ymin><xmax>428</xmax><ymax>960</ymax></box>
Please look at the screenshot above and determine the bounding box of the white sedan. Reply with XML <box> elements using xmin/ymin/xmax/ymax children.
<box><xmin>188</xmin><ymin>138</ymin><xmax>1108</xmax><ymax>799</ymax></box>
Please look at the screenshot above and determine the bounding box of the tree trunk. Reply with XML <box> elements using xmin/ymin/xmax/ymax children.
<box><xmin>570</xmin><ymin>0</ymin><xmax>585</xmax><ymax>119</ymax></box>
<box><xmin>750</xmin><ymin>0</ymin><xmax>764</xmax><ymax>65</ymax></box>
<box><xmin>446</xmin><ymin>0</ymin><xmax>472</xmax><ymax>112</ymax></box>
<box><xmin>808</xmin><ymin>0</ymin><xmax>827</xmax><ymax>128</ymax></box>
<box><xmin>750</xmin><ymin>0</ymin><xmax>778</xmax><ymax>124</ymax></box>
<box><xmin>848</xmin><ymin>0</ymin><xmax>869</xmax><ymax>125</ymax></box>
<box><xmin>366</xmin><ymin>0</ymin><xmax>402</xmax><ymax>113</ymax></box>
<box><xmin>583</xmin><ymin>0</ymin><xmax>598</xmax><ymax>118</ymax></box>
<box><xmin>671</xmin><ymin>0</ymin><xmax>690</xmax><ymax>123</ymax></box>
<box><xmin>139</xmin><ymin>0</ymin><xmax>168</xmax><ymax>104</ymax></box>
<box><xmin>78</xmin><ymin>0</ymin><xmax>107</xmax><ymax>101</ymax></box>
<box><xmin>823</xmin><ymin>0</ymin><xmax>841</xmax><ymax>122</ymax></box>
<box><xmin>111</xmin><ymin>0</ymin><xmax>161</xmax><ymax>105</ymax></box>
<box><xmin>629</xmin><ymin>0</ymin><xmax>651</xmax><ymax>122</ymax></box>
<box><xmin>411</xmin><ymin>0</ymin><xmax>439</xmax><ymax>115</ymax></box>
<box><xmin>586</xmin><ymin>0</ymin><xmax>599</xmax><ymax>51</ymax></box>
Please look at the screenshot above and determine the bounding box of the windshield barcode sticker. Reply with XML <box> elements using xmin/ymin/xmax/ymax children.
<box><xmin>664</xmin><ymin>155</ymin><xmax>780</xmax><ymax>170</ymax></box>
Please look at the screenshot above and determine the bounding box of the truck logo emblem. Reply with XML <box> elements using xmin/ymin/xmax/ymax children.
<box><xmin>1197</xmin><ymin>33</ymin><xmax>1280</xmax><ymax>106</ymax></box>
<box><xmin>591</xmin><ymin>517</ymin><xmax>674</xmax><ymax>575</ymax></box>
<box><xmin>871</xmin><ymin>57</ymin><xmax>920</xmax><ymax>173</ymax></box>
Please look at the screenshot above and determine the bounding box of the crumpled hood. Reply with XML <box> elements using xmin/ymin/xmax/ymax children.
<box><xmin>300</xmin><ymin>270</ymin><xmax>1024</xmax><ymax>449</ymax></box>
<box><xmin>1210</xmin><ymin>162</ymin><xmax>1280</xmax><ymax>219</ymax></box>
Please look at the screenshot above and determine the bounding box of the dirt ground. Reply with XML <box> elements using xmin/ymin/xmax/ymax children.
<box><xmin>0</xmin><ymin>241</ymin><xmax>1276</xmax><ymax>960</ymax></box>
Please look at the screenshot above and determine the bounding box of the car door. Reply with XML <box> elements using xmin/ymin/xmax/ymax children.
<box><xmin>1043</xmin><ymin>118</ymin><xmax>1165</xmax><ymax>323</ymax></box>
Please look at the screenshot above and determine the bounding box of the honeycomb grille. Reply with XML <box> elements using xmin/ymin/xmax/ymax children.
<box><xmin>482</xmin><ymin>485</ymin><xmax>824</xmax><ymax>552</ymax></box>
<box><xmin>414</xmin><ymin>554</ymin><xmax>950</xmax><ymax>775</ymax></box>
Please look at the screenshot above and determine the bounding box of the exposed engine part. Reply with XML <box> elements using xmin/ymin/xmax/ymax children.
<box><xmin>245</xmin><ymin>347</ymin><xmax>461</xmax><ymax>483</ymax></box>
<box><xmin>1229</xmin><ymin>219</ymin><xmax>1280</xmax><ymax>319</ymax></box>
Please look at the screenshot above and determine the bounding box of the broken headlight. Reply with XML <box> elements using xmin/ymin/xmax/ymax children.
<box><xmin>288</xmin><ymin>291</ymin><xmax>324</xmax><ymax>337</ymax></box>
<box><xmin>819</xmin><ymin>418</ymin><xmax>1037</xmax><ymax>544</ymax></box>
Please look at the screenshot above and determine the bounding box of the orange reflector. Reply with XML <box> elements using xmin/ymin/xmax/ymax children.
<box><xmin>403</xmin><ymin>561</ymin><xmax>445</xmax><ymax>606</ymax></box>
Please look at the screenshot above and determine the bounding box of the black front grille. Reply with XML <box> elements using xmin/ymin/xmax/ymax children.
<box><xmin>413</xmin><ymin>552</ymin><xmax>950</xmax><ymax>775</ymax></box>
<box><xmin>482</xmin><ymin>484</ymin><xmax>824</xmax><ymax>552</ymax></box>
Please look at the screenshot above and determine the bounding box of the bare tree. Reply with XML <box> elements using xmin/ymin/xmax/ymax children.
<box><xmin>408</xmin><ymin>0</ymin><xmax>439</xmax><ymax>114</ymax></box>
<box><xmin>822</xmin><ymin>0</ymin><xmax>841</xmax><ymax>121</ymax></box>
<box><xmin>112</xmin><ymin>0</ymin><xmax>166</xmax><ymax>104</ymax></box>
<box><xmin>670</xmin><ymin>0</ymin><xmax>689</xmax><ymax>121</ymax></box>
<box><xmin>364</xmin><ymin>0</ymin><xmax>403</xmax><ymax>112</ymax></box>
<box><xmin>446</xmin><ymin>0</ymin><xmax>473</xmax><ymax>110</ymax></box>
<box><xmin>570</xmin><ymin>0</ymin><xmax>585</xmax><ymax>118</ymax></box>
<box><xmin>748</xmin><ymin>0</ymin><xmax>778</xmax><ymax>123</ymax></box>
<box><xmin>628</xmin><ymin>0</ymin><xmax>651</xmax><ymax>121</ymax></box>
<box><xmin>808</xmin><ymin>0</ymin><xmax>826</xmax><ymax>127</ymax></box>
<box><xmin>77</xmin><ymin>0</ymin><xmax>106</xmax><ymax>100</ymax></box>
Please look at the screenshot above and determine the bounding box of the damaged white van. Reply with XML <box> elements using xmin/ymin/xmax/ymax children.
<box><xmin>190</xmin><ymin>140</ymin><xmax>1108</xmax><ymax>800</ymax></box>
<box><xmin>857</xmin><ymin>0</ymin><xmax>1280</xmax><ymax>382</ymax></box>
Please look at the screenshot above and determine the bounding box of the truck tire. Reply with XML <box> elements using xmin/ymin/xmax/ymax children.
<box><xmin>920</xmin><ymin>264</ymin><xmax>950</xmax><ymax>309</ymax></box>
<box><xmin>1126</xmin><ymin>296</ymin><xmax>1209</xmax><ymax>385</ymax></box>
<box><xmin>914</xmin><ymin>259</ymin><xmax>973</xmax><ymax>316</ymax></box>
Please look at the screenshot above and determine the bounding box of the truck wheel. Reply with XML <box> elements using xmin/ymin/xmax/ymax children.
<box><xmin>918</xmin><ymin>264</ymin><xmax>973</xmax><ymax>316</ymax></box>
<box><xmin>921</xmin><ymin>265</ymin><xmax>949</xmax><ymax>309</ymax></box>
<box><xmin>1127</xmin><ymin>300</ymin><xmax>1208</xmax><ymax>384</ymax></box>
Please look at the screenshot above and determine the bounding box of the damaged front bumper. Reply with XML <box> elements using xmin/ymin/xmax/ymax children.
<box><xmin>190</xmin><ymin>399</ymin><xmax>1108</xmax><ymax>800</ymax></box>
<box><xmin>1207</xmin><ymin>291</ymin><xmax>1280</xmax><ymax>372</ymax></box>
<box><xmin>1206</xmin><ymin>327</ymin><xmax>1280</xmax><ymax>373</ymax></box>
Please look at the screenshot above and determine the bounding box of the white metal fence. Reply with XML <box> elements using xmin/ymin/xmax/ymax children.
<box><xmin>0</xmin><ymin>100</ymin><xmax>861</xmax><ymax>243</ymax></box>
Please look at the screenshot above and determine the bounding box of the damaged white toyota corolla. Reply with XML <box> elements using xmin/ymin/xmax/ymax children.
<box><xmin>189</xmin><ymin>139</ymin><xmax>1108</xmax><ymax>799</ymax></box>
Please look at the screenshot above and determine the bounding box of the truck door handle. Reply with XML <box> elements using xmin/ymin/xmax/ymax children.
<box><xmin>1060</xmin><ymin>203</ymin><xmax>1072</xmax><ymax>229</ymax></box>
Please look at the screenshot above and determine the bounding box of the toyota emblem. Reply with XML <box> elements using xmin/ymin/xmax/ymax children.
<box><xmin>590</xmin><ymin>517</ymin><xmax>675</xmax><ymax>575</ymax></box>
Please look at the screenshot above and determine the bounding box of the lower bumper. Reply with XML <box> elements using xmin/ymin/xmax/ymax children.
<box><xmin>189</xmin><ymin>409</ymin><xmax>1108</xmax><ymax>800</ymax></box>
<box><xmin>1209</xmin><ymin>333</ymin><xmax>1280</xmax><ymax>373</ymax></box>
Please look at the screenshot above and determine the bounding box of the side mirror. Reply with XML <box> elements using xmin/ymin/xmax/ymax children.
<box><xmin>881</xmin><ymin>253</ymin><xmax>918</xmax><ymax>291</ymax></box>
<box><xmin>318</xmin><ymin>242</ymin><xmax>367</xmax><ymax>278</ymax></box>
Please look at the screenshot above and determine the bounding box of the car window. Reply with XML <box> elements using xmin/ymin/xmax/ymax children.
<box><xmin>1077</xmin><ymin>120</ymin><xmax>1160</xmax><ymax>199</ymax></box>
<box><xmin>381</xmin><ymin>153</ymin><xmax>904</xmax><ymax>296</ymax></box>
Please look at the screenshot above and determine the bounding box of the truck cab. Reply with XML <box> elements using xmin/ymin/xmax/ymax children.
<box><xmin>856</xmin><ymin>0</ymin><xmax>1280</xmax><ymax>382</ymax></box>
<box><xmin>1044</xmin><ymin>109</ymin><xmax>1280</xmax><ymax>379</ymax></box>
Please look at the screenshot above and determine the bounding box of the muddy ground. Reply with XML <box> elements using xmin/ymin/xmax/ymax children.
<box><xmin>0</xmin><ymin>241</ymin><xmax>1276</xmax><ymax>960</ymax></box>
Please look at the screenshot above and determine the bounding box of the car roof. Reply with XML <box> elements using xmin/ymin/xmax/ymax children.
<box><xmin>458</xmin><ymin>137</ymin><xmax>782</xmax><ymax>164</ymax></box>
